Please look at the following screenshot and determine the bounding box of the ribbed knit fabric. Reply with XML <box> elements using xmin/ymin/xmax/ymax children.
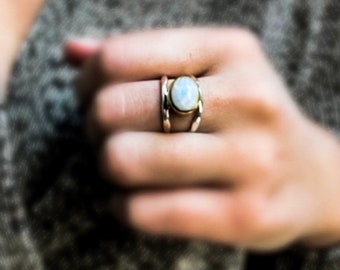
<box><xmin>2</xmin><ymin>0</ymin><xmax>339</xmax><ymax>269</ymax></box>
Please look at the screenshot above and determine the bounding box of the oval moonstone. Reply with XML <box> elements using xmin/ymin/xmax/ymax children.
<box><xmin>170</xmin><ymin>76</ymin><xmax>199</xmax><ymax>112</ymax></box>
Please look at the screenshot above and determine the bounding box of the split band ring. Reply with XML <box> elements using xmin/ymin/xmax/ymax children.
<box><xmin>161</xmin><ymin>75</ymin><xmax>203</xmax><ymax>133</ymax></box>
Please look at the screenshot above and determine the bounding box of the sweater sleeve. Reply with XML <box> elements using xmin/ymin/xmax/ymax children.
<box><xmin>0</xmin><ymin>102</ymin><xmax>42</xmax><ymax>270</ymax></box>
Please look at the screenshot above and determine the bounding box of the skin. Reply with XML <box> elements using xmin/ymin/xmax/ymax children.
<box><xmin>0</xmin><ymin>0</ymin><xmax>44</xmax><ymax>93</ymax></box>
<box><xmin>65</xmin><ymin>28</ymin><xmax>340</xmax><ymax>251</ymax></box>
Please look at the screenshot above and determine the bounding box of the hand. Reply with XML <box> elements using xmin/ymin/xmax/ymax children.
<box><xmin>65</xmin><ymin>28</ymin><xmax>340</xmax><ymax>251</ymax></box>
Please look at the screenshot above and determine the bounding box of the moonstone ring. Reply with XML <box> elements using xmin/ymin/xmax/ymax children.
<box><xmin>161</xmin><ymin>75</ymin><xmax>203</xmax><ymax>132</ymax></box>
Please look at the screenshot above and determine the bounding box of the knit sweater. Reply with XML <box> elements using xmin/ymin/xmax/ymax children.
<box><xmin>2</xmin><ymin>0</ymin><xmax>340</xmax><ymax>269</ymax></box>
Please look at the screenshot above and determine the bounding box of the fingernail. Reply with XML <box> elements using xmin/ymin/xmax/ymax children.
<box><xmin>63</xmin><ymin>38</ymin><xmax>102</xmax><ymax>66</ymax></box>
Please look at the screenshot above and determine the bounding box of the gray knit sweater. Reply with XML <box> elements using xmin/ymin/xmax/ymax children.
<box><xmin>2</xmin><ymin>0</ymin><xmax>340</xmax><ymax>269</ymax></box>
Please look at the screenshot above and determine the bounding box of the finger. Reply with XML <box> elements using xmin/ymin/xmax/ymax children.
<box><xmin>88</xmin><ymin>69</ymin><xmax>279</xmax><ymax>136</ymax></box>
<box><xmin>88</xmin><ymin>76</ymin><xmax>226</xmax><ymax>135</ymax></box>
<box><xmin>111</xmin><ymin>189</ymin><xmax>240</xmax><ymax>245</ymax></box>
<box><xmin>77</xmin><ymin>27</ymin><xmax>262</xmax><ymax>104</ymax></box>
<box><xmin>112</xmin><ymin>189</ymin><xmax>297</xmax><ymax>250</ymax></box>
<box><xmin>101</xmin><ymin>132</ymin><xmax>224</xmax><ymax>187</ymax></box>
<box><xmin>100</xmin><ymin>131</ymin><xmax>258</xmax><ymax>187</ymax></box>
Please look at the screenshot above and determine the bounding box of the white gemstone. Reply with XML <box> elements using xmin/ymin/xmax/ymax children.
<box><xmin>170</xmin><ymin>77</ymin><xmax>199</xmax><ymax>112</ymax></box>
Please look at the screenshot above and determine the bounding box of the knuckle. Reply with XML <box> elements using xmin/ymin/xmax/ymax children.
<box><xmin>231</xmin><ymin>91</ymin><xmax>282</xmax><ymax>123</ymax></box>
<box><xmin>244</xmin><ymin>134</ymin><xmax>279</xmax><ymax>182</ymax></box>
<box><xmin>221</xmin><ymin>27</ymin><xmax>262</xmax><ymax>58</ymax></box>
<box><xmin>236</xmin><ymin>29</ymin><xmax>262</xmax><ymax>56</ymax></box>
<box><xmin>233</xmin><ymin>27</ymin><xmax>258</xmax><ymax>44</ymax></box>
<box><xmin>228</xmin><ymin>198</ymin><xmax>271</xmax><ymax>244</ymax></box>
<box><xmin>229</xmin><ymin>196</ymin><xmax>289</xmax><ymax>248</ymax></box>
<box><xmin>250</xmin><ymin>97</ymin><xmax>281</xmax><ymax>123</ymax></box>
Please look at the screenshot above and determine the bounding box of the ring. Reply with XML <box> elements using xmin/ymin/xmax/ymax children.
<box><xmin>161</xmin><ymin>75</ymin><xmax>171</xmax><ymax>133</ymax></box>
<box><xmin>161</xmin><ymin>75</ymin><xmax>203</xmax><ymax>132</ymax></box>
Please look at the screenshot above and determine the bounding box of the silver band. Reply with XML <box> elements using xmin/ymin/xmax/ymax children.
<box><xmin>161</xmin><ymin>75</ymin><xmax>171</xmax><ymax>133</ymax></box>
<box><xmin>189</xmin><ymin>98</ymin><xmax>203</xmax><ymax>132</ymax></box>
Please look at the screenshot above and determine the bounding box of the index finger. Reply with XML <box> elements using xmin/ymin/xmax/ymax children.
<box><xmin>75</xmin><ymin>27</ymin><xmax>261</xmax><ymax>104</ymax></box>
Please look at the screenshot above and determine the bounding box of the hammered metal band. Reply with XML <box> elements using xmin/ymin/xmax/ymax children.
<box><xmin>161</xmin><ymin>75</ymin><xmax>203</xmax><ymax>133</ymax></box>
<box><xmin>161</xmin><ymin>75</ymin><xmax>171</xmax><ymax>133</ymax></box>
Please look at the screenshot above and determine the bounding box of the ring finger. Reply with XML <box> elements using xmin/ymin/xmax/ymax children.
<box><xmin>88</xmin><ymin>75</ymin><xmax>240</xmax><ymax>136</ymax></box>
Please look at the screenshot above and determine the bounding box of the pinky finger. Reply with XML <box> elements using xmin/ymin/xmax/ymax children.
<box><xmin>111</xmin><ymin>188</ymin><xmax>238</xmax><ymax>244</ymax></box>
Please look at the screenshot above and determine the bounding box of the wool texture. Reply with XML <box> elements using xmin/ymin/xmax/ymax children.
<box><xmin>2</xmin><ymin>0</ymin><xmax>340</xmax><ymax>269</ymax></box>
